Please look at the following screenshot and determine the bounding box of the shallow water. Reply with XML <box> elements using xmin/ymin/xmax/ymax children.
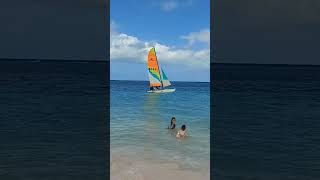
<box><xmin>110</xmin><ymin>80</ymin><xmax>210</xmax><ymax>172</ymax></box>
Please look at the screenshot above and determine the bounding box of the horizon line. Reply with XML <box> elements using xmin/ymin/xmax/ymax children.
<box><xmin>0</xmin><ymin>58</ymin><xmax>108</xmax><ymax>62</ymax></box>
<box><xmin>110</xmin><ymin>79</ymin><xmax>210</xmax><ymax>83</ymax></box>
<box><xmin>1</xmin><ymin>58</ymin><xmax>320</xmax><ymax>66</ymax></box>
<box><xmin>211</xmin><ymin>62</ymin><xmax>320</xmax><ymax>67</ymax></box>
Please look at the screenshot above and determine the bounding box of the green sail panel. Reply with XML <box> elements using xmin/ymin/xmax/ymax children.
<box><xmin>148</xmin><ymin>69</ymin><xmax>162</xmax><ymax>87</ymax></box>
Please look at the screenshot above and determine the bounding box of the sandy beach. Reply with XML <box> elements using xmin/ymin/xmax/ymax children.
<box><xmin>111</xmin><ymin>153</ymin><xmax>209</xmax><ymax>180</ymax></box>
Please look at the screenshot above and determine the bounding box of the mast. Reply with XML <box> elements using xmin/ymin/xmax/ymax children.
<box><xmin>154</xmin><ymin>47</ymin><xmax>163</xmax><ymax>88</ymax></box>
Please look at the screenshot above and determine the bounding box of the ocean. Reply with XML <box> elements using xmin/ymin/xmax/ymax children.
<box><xmin>0</xmin><ymin>60</ymin><xmax>109</xmax><ymax>180</ymax></box>
<box><xmin>212</xmin><ymin>63</ymin><xmax>320</xmax><ymax>180</ymax></box>
<box><xmin>110</xmin><ymin>80</ymin><xmax>210</xmax><ymax>179</ymax></box>
<box><xmin>2</xmin><ymin>60</ymin><xmax>319</xmax><ymax>180</ymax></box>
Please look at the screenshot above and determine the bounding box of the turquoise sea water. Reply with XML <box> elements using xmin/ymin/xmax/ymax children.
<box><xmin>111</xmin><ymin>80</ymin><xmax>210</xmax><ymax>171</ymax></box>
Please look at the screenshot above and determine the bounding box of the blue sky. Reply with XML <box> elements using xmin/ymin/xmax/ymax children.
<box><xmin>110</xmin><ymin>0</ymin><xmax>210</xmax><ymax>82</ymax></box>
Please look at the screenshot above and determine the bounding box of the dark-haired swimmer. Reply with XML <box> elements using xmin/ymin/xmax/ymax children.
<box><xmin>168</xmin><ymin>117</ymin><xmax>176</xmax><ymax>129</ymax></box>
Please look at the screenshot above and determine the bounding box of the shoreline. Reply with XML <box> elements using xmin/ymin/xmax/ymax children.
<box><xmin>111</xmin><ymin>152</ymin><xmax>209</xmax><ymax>180</ymax></box>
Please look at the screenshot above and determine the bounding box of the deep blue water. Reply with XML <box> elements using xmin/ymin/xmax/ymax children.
<box><xmin>212</xmin><ymin>64</ymin><xmax>320</xmax><ymax>180</ymax></box>
<box><xmin>0</xmin><ymin>60</ymin><xmax>109</xmax><ymax>180</ymax></box>
<box><xmin>111</xmin><ymin>80</ymin><xmax>210</xmax><ymax>171</ymax></box>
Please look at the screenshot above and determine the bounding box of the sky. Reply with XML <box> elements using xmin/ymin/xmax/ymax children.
<box><xmin>0</xmin><ymin>0</ymin><xmax>108</xmax><ymax>60</ymax></box>
<box><xmin>110</xmin><ymin>0</ymin><xmax>210</xmax><ymax>82</ymax></box>
<box><xmin>3</xmin><ymin>0</ymin><xmax>316</xmax><ymax>79</ymax></box>
<box><xmin>214</xmin><ymin>0</ymin><xmax>320</xmax><ymax>65</ymax></box>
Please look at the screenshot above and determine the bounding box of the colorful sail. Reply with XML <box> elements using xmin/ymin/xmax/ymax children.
<box><xmin>147</xmin><ymin>47</ymin><xmax>162</xmax><ymax>87</ymax></box>
<box><xmin>161</xmin><ymin>68</ymin><xmax>171</xmax><ymax>87</ymax></box>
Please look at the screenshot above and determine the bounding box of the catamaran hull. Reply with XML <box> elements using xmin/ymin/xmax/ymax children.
<box><xmin>147</xmin><ymin>88</ymin><xmax>176</xmax><ymax>93</ymax></box>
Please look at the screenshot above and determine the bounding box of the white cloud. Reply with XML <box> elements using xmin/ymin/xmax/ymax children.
<box><xmin>159</xmin><ymin>0</ymin><xmax>193</xmax><ymax>12</ymax></box>
<box><xmin>110</xmin><ymin>24</ymin><xmax>209</xmax><ymax>69</ymax></box>
<box><xmin>161</xmin><ymin>1</ymin><xmax>178</xmax><ymax>11</ymax></box>
<box><xmin>181</xmin><ymin>29</ymin><xmax>210</xmax><ymax>46</ymax></box>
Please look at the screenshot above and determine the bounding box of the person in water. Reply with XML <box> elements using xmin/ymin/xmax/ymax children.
<box><xmin>176</xmin><ymin>124</ymin><xmax>187</xmax><ymax>138</ymax></box>
<box><xmin>168</xmin><ymin>117</ymin><xmax>176</xmax><ymax>129</ymax></box>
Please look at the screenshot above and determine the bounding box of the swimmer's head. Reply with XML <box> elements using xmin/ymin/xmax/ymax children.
<box><xmin>171</xmin><ymin>117</ymin><xmax>176</xmax><ymax>124</ymax></box>
<box><xmin>181</xmin><ymin>124</ymin><xmax>186</xmax><ymax>131</ymax></box>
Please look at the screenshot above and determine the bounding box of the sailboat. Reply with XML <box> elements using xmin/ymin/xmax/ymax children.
<box><xmin>147</xmin><ymin>47</ymin><xmax>175</xmax><ymax>93</ymax></box>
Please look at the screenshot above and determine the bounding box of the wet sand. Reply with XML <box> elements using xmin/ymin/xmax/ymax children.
<box><xmin>111</xmin><ymin>153</ymin><xmax>209</xmax><ymax>180</ymax></box>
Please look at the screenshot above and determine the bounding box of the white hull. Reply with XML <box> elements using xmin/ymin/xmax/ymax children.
<box><xmin>147</xmin><ymin>88</ymin><xmax>175</xmax><ymax>93</ymax></box>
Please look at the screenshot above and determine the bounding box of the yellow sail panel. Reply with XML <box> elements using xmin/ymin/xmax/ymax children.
<box><xmin>147</xmin><ymin>47</ymin><xmax>162</xmax><ymax>87</ymax></box>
